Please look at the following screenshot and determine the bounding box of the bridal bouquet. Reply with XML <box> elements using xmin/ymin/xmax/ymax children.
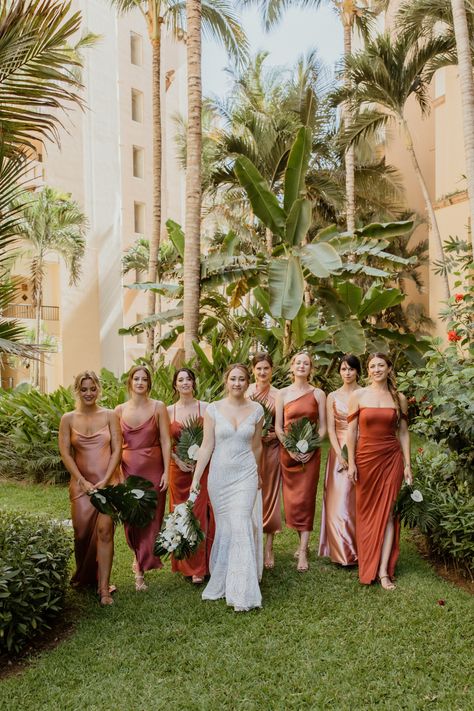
<box><xmin>393</xmin><ymin>484</ymin><xmax>438</xmax><ymax>534</ymax></box>
<box><xmin>250</xmin><ymin>396</ymin><xmax>273</xmax><ymax>437</ymax></box>
<box><xmin>282</xmin><ymin>417</ymin><xmax>321</xmax><ymax>469</ymax></box>
<box><xmin>154</xmin><ymin>491</ymin><xmax>205</xmax><ymax>560</ymax></box>
<box><xmin>175</xmin><ymin>415</ymin><xmax>203</xmax><ymax>468</ymax></box>
<box><xmin>88</xmin><ymin>476</ymin><xmax>157</xmax><ymax>528</ymax></box>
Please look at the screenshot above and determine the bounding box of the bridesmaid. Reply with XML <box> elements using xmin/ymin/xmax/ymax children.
<box><xmin>246</xmin><ymin>352</ymin><xmax>281</xmax><ymax>569</ymax></box>
<box><xmin>116</xmin><ymin>366</ymin><xmax>171</xmax><ymax>591</ymax></box>
<box><xmin>275</xmin><ymin>352</ymin><xmax>326</xmax><ymax>572</ymax></box>
<box><xmin>59</xmin><ymin>370</ymin><xmax>122</xmax><ymax>605</ymax></box>
<box><xmin>167</xmin><ymin>367</ymin><xmax>213</xmax><ymax>584</ymax></box>
<box><xmin>346</xmin><ymin>353</ymin><xmax>412</xmax><ymax>590</ymax></box>
<box><xmin>319</xmin><ymin>354</ymin><xmax>360</xmax><ymax>566</ymax></box>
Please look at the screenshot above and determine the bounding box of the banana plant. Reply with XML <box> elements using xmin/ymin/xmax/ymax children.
<box><xmin>234</xmin><ymin>125</ymin><xmax>342</xmax><ymax>322</ymax></box>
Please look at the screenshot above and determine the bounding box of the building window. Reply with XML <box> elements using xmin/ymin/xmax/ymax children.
<box><xmin>132</xmin><ymin>146</ymin><xmax>144</xmax><ymax>178</ymax></box>
<box><xmin>134</xmin><ymin>202</ymin><xmax>146</xmax><ymax>234</ymax></box>
<box><xmin>131</xmin><ymin>89</ymin><xmax>144</xmax><ymax>122</ymax></box>
<box><xmin>130</xmin><ymin>32</ymin><xmax>143</xmax><ymax>66</ymax></box>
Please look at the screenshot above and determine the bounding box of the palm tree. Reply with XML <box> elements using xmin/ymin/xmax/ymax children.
<box><xmin>14</xmin><ymin>187</ymin><xmax>87</xmax><ymax>387</ymax></box>
<box><xmin>332</xmin><ymin>31</ymin><xmax>455</xmax><ymax>299</ymax></box>
<box><xmin>109</xmin><ymin>0</ymin><xmax>247</xmax><ymax>356</ymax></box>
<box><xmin>398</xmin><ymin>0</ymin><xmax>474</xmax><ymax>256</ymax></box>
<box><xmin>0</xmin><ymin>0</ymin><xmax>85</xmax><ymax>365</ymax></box>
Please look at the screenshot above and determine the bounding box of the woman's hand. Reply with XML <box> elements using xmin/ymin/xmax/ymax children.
<box><xmin>173</xmin><ymin>453</ymin><xmax>194</xmax><ymax>473</ymax></box>
<box><xmin>298</xmin><ymin>451</ymin><xmax>313</xmax><ymax>464</ymax></box>
<box><xmin>190</xmin><ymin>477</ymin><xmax>200</xmax><ymax>495</ymax></box>
<box><xmin>336</xmin><ymin>453</ymin><xmax>348</xmax><ymax>470</ymax></box>
<box><xmin>403</xmin><ymin>464</ymin><xmax>413</xmax><ymax>485</ymax></box>
<box><xmin>262</xmin><ymin>431</ymin><xmax>277</xmax><ymax>444</ymax></box>
<box><xmin>347</xmin><ymin>464</ymin><xmax>358</xmax><ymax>483</ymax></box>
<box><xmin>159</xmin><ymin>471</ymin><xmax>169</xmax><ymax>491</ymax></box>
<box><xmin>80</xmin><ymin>477</ymin><xmax>96</xmax><ymax>494</ymax></box>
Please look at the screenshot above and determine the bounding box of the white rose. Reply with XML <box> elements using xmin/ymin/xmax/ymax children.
<box><xmin>410</xmin><ymin>489</ymin><xmax>423</xmax><ymax>503</ymax></box>
<box><xmin>130</xmin><ymin>489</ymin><xmax>145</xmax><ymax>500</ymax></box>
<box><xmin>187</xmin><ymin>444</ymin><xmax>200</xmax><ymax>461</ymax></box>
<box><xmin>296</xmin><ymin>439</ymin><xmax>309</xmax><ymax>454</ymax></box>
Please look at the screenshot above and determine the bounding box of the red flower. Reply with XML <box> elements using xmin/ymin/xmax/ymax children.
<box><xmin>417</xmin><ymin>447</ymin><xmax>424</xmax><ymax>454</ymax></box>
<box><xmin>454</xmin><ymin>293</ymin><xmax>464</xmax><ymax>302</ymax></box>
<box><xmin>447</xmin><ymin>330</ymin><xmax>461</xmax><ymax>342</ymax></box>
<box><xmin>408</xmin><ymin>396</ymin><xmax>416</xmax><ymax>404</ymax></box>
<box><xmin>437</xmin><ymin>599</ymin><xmax>446</xmax><ymax>606</ymax></box>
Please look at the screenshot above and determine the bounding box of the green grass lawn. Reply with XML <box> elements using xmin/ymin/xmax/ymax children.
<box><xmin>0</xmin><ymin>460</ymin><xmax>472</xmax><ymax>711</ymax></box>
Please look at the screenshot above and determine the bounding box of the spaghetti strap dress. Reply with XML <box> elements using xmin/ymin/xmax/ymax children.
<box><xmin>119</xmin><ymin>407</ymin><xmax>166</xmax><ymax>571</ymax></box>
<box><xmin>169</xmin><ymin>402</ymin><xmax>214</xmax><ymax>578</ymax></box>
<box><xmin>69</xmin><ymin>425</ymin><xmax>114</xmax><ymax>588</ymax></box>
<box><xmin>348</xmin><ymin>407</ymin><xmax>405</xmax><ymax>584</ymax></box>
<box><xmin>281</xmin><ymin>391</ymin><xmax>321</xmax><ymax>532</ymax></box>
<box><xmin>319</xmin><ymin>397</ymin><xmax>357</xmax><ymax>565</ymax></box>
<box><xmin>252</xmin><ymin>387</ymin><xmax>281</xmax><ymax>534</ymax></box>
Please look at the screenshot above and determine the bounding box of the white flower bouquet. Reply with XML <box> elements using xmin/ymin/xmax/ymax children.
<box><xmin>154</xmin><ymin>491</ymin><xmax>205</xmax><ymax>560</ymax></box>
<box><xmin>175</xmin><ymin>415</ymin><xmax>203</xmax><ymax>469</ymax></box>
<box><xmin>282</xmin><ymin>417</ymin><xmax>321</xmax><ymax>470</ymax></box>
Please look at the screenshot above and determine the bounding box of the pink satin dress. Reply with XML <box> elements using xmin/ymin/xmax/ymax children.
<box><xmin>319</xmin><ymin>397</ymin><xmax>357</xmax><ymax>565</ymax></box>
<box><xmin>253</xmin><ymin>387</ymin><xmax>281</xmax><ymax>534</ymax></box>
<box><xmin>348</xmin><ymin>407</ymin><xmax>405</xmax><ymax>584</ymax></box>
<box><xmin>281</xmin><ymin>391</ymin><xmax>321</xmax><ymax>532</ymax></box>
<box><xmin>169</xmin><ymin>402</ymin><xmax>214</xmax><ymax>578</ymax></box>
<box><xmin>119</xmin><ymin>408</ymin><xmax>166</xmax><ymax>572</ymax></box>
<box><xmin>69</xmin><ymin>425</ymin><xmax>114</xmax><ymax>588</ymax></box>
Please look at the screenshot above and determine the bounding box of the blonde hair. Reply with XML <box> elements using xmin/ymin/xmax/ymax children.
<box><xmin>289</xmin><ymin>351</ymin><xmax>313</xmax><ymax>381</ymax></box>
<box><xmin>73</xmin><ymin>370</ymin><xmax>101</xmax><ymax>395</ymax></box>
<box><xmin>127</xmin><ymin>365</ymin><xmax>152</xmax><ymax>394</ymax></box>
<box><xmin>367</xmin><ymin>352</ymin><xmax>401</xmax><ymax>418</ymax></box>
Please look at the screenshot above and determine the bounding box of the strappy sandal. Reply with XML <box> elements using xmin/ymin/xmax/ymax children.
<box><xmin>264</xmin><ymin>551</ymin><xmax>275</xmax><ymax>570</ymax></box>
<box><xmin>296</xmin><ymin>549</ymin><xmax>309</xmax><ymax>573</ymax></box>
<box><xmin>192</xmin><ymin>576</ymin><xmax>204</xmax><ymax>584</ymax></box>
<box><xmin>99</xmin><ymin>590</ymin><xmax>114</xmax><ymax>606</ymax></box>
<box><xmin>134</xmin><ymin>573</ymin><xmax>148</xmax><ymax>592</ymax></box>
<box><xmin>378</xmin><ymin>575</ymin><xmax>396</xmax><ymax>590</ymax></box>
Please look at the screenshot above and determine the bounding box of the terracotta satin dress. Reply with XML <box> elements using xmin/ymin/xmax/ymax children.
<box><xmin>69</xmin><ymin>425</ymin><xmax>115</xmax><ymax>588</ymax></box>
<box><xmin>252</xmin><ymin>388</ymin><xmax>281</xmax><ymax>534</ymax></box>
<box><xmin>319</xmin><ymin>397</ymin><xmax>357</xmax><ymax>565</ymax></box>
<box><xmin>281</xmin><ymin>391</ymin><xmax>321</xmax><ymax>532</ymax></box>
<box><xmin>119</xmin><ymin>409</ymin><xmax>166</xmax><ymax>572</ymax></box>
<box><xmin>169</xmin><ymin>403</ymin><xmax>214</xmax><ymax>578</ymax></box>
<box><xmin>348</xmin><ymin>407</ymin><xmax>405</xmax><ymax>584</ymax></box>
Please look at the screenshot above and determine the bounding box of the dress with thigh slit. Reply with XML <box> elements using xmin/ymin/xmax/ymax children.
<box><xmin>252</xmin><ymin>388</ymin><xmax>281</xmax><ymax>534</ymax></box>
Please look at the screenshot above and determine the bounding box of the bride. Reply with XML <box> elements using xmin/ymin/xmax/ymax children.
<box><xmin>191</xmin><ymin>363</ymin><xmax>264</xmax><ymax>611</ymax></box>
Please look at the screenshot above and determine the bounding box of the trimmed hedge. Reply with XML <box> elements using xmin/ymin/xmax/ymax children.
<box><xmin>0</xmin><ymin>510</ymin><xmax>72</xmax><ymax>654</ymax></box>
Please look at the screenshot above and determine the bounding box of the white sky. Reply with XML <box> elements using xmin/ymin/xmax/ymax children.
<box><xmin>202</xmin><ymin>5</ymin><xmax>344</xmax><ymax>97</ymax></box>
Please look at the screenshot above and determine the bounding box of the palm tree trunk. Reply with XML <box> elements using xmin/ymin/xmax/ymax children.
<box><xmin>400</xmin><ymin>118</ymin><xmax>451</xmax><ymax>300</ymax></box>
<box><xmin>145</xmin><ymin>26</ymin><xmax>163</xmax><ymax>358</ymax></box>
<box><xmin>283</xmin><ymin>319</ymin><xmax>292</xmax><ymax>356</ymax></box>
<box><xmin>265</xmin><ymin>227</ymin><xmax>272</xmax><ymax>254</ymax></box>
<box><xmin>183</xmin><ymin>0</ymin><xmax>202</xmax><ymax>360</ymax></box>
<box><xmin>451</xmin><ymin>0</ymin><xmax>474</xmax><ymax>256</ymax></box>
<box><xmin>342</xmin><ymin>10</ymin><xmax>355</xmax><ymax>234</ymax></box>
<box><xmin>33</xmin><ymin>278</ymin><xmax>42</xmax><ymax>389</ymax></box>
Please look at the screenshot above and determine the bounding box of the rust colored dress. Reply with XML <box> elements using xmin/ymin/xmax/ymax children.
<box><xmin>252</xmin><ymin>387</ymin><xmax>282</xmax><ymax>534</ymax></box>
<box><xmin>319</xmin><ymin>397</ymin><xmax>357</xmax><ymax>565</ymax></box>
<box><xmin>348</xmin><ymin>407</ymin><xmax>405</xmax><ymax>584</ymax></box>
<box><xmin>281</xmin><ymin>391</ymin><xmax>321</xmax><ymax>532</ymax></box>
<box><xmin>169</xmin><ymin>403</ymin><xmax>214</xmax><ymax>578</ymax></box>
<box><xmin>69</xmin><ymin>425</ymin><xmax>114</xmax><ymax>588</ymax></box>
<box><xmin>119</xmin><ymin>408</ymin><xmax>166</xmax><ymax>572</ymax></box>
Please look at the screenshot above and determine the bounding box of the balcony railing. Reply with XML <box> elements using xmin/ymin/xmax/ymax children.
<box><xmin>2</xmin><ymin>304</ymin><xmax>59</xmax><ymax>321</ymax></box>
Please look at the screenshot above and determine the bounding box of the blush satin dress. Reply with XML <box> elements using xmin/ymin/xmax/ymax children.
<box><xmin>348</xmin><ymin>407</ymin><xmax>405</xmax><ymax>584</ymax></box>
<box><xmin>169</xmin><ymin>402</ymin><xmax>214</xmax><ymax>578</ymax></box>
<box><xmin>319</xmin><ymin>396</ymin><xmax>357</xmax><ymax>565</ymax></box>
<box><xmin>281</xmin><ymin>391</ymin><xmax>321</xmax><ymax>532</ymax></box>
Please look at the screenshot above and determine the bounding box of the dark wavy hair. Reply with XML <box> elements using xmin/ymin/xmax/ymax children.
<box><xmin>339</xmin><ymin>353</ymin><xmax>361</xmax><ymax>378</ymax></box>
<box><xmin>172</xmin><ymin>368</ymin><xmax>196</xmax><ymax>397</ymax></box>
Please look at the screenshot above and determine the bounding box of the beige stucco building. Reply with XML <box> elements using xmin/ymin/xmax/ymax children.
<box><xmin>2</xmin><ymin>1</ymin><xmax>186</xmax><ymax>391</ymax></box>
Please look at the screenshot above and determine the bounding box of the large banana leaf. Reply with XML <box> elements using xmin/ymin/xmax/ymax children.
<box><xmin>125</xmin><ymin>282</ymin><xmax>182</xmax><ymax>297</ymax></box>
<box><xmin>333</xmin><ymin>320</ymin><xmax>366</xmax><ymax>355</ymax></box>
<box><xmin>268</xmin><ymin>256</ymin><xmax>305</xmax><ymax>320</ymax></box>
<box><xmin>118</xmin><ymin>306</ymin><xmax>184</xmax><ymax>335</ymax></box>
<box><xmin>283</xmin><ymin>126</ymin><xmax>312</xmax><ymax>214</ymax></box>
<box><xmin>356</xmin><ymin>220</ymin><xmax>414</xmax><ymax>240</ymax></box>
<box><xmin>357</xmin><ymin>286</ymin><xmax>404</xmax><ymax>319</ymax></box>
<box><xmin>166</xmin><ymin>219</ymin><xmax>185</xmax><ymax>259</ymax></box>
<box><xmin>297</xmin><ymin>242</ymin><xmax>342</xmax><ymax>278</ymax></box>
<box><xmin>234</xmin><ymin>156</ymin><xmax>286</xmax><ymax>237</ymax></box>
<box><xmin>285</xmin><ymin>198</ymin><xmax>312</xmax><ymax>247</ymax></box>
<box><xmin>336</xmin><ymin>281</ymin><xmax>363</xmax><ymax>315</ymax></box>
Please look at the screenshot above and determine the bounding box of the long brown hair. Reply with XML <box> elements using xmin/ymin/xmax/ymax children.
<box><xmin>223</xmin><ymin>363</ymin><xmax>251</xmax><ymax>390</ymax></box>
<box><xmin>127</xmin><ymin>365</ymin><xmax>152</xmax><ymax>394</ymax></box>
<box><xmin>367</xmin><ymin>352</ymin><xmax>401</xmax><ymax>417</ymax></box>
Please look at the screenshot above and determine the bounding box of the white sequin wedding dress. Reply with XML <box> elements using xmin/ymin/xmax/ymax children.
<box><xmin>202</xmin><ymin>401</ymin><xmax>264</xmax><ymax>611</ymax></box>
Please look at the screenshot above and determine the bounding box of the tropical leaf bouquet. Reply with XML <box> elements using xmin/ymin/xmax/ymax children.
<box><xmin>175</xmin><ymin>415</ymin><xmax>203</xmax><ymax>468</ymax></box>
<box><xmin>88</xmin><ymin>476</ymin><xmax>157</xmax><ymax>528</ymax></box>
<box><xmin>250</xmin><ymin>395</ymin><xmax>274</xmax><ymax>437</ymax></box>
<box><xmin>154</xmin><ymin>491</ymin><xmax>205</xmax><ymax>560</ymax></box>
<box><xmin>393</xmin><ymin>484</ymin><xmax>438</xmax><ymax>534</ymax></box>
<box><xmin>282</xmin><ymin>417</ymin><xmax>321</xmax><ymax>470</ymax></box>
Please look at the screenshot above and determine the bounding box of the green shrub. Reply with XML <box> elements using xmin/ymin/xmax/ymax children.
<box><xmin>0</xmin><ymin>510</ymin><xmax>73</xmax><ymax>654</ymax></box>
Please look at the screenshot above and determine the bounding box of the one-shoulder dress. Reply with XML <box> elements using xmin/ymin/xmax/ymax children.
<box><xmin>119</xmin><ymin>409</ymin><xmax>167</xmax><ymax>571</ymax></box>
<box><xmin>348</xmin><ymin>407</ymin><xmax>405</xmax><ymax>584</ymax></box>
<box><xmin>319</xmin><ymin>397</ymin><xmax>357</xmax><ymax>565</ymax></box>
<box><xmin>69</xmin><ymin>425</ymin><xmax>114</xmax><ymax>588</ymax></box>
<box><xmin>252</xmin><ymin>388</ymin><xmax>281</xmax><ymax>534</ymax></box>
<box><xmin>202</xmin><ymin>402</ymin><xmax>264</xmax><ymax>611</ymax></box>
<box><xmin>169</xmin><ymin>402</ymin><xmax>214</xmax><ymax>578</ymax></box>
<box><xmin>281</xmin><ymin>391</ymin><xmax>321</xmax><ymax>532</ymax></box>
